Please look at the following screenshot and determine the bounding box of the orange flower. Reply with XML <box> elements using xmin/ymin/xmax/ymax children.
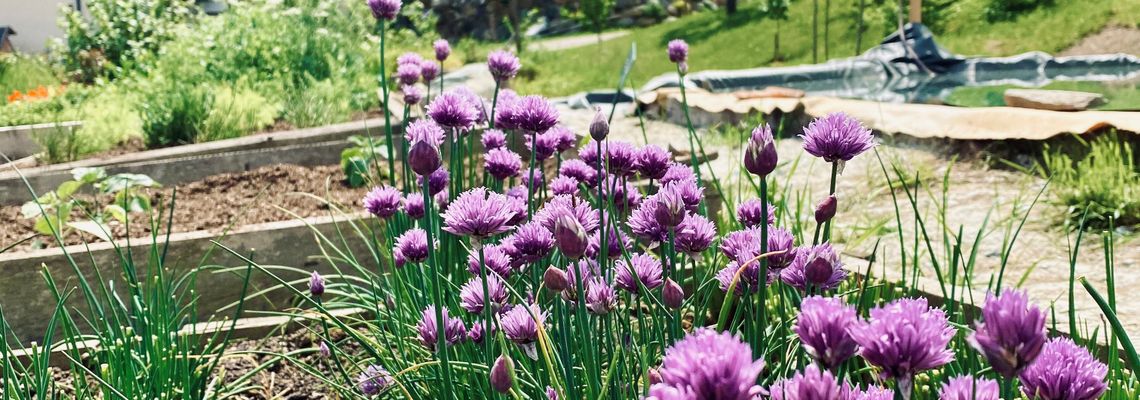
<box><xmin>7</xmin><ymin>90</ymin><xmax>22</xmax><ymax>103</ymax></box>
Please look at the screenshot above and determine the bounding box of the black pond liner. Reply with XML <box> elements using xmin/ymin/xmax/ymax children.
<box><xmin>639</xmin><ymin>23</ymin><xmax>1140</xmax><ymax>104</ymax></box>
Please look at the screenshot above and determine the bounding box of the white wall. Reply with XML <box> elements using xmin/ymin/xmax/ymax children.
<box><xmin>1</xmin><ymin>0</ymin><xmax>82</xmax><ymax>53</ymax></box>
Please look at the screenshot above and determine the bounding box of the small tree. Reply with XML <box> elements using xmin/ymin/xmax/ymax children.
<box><xmin>762</xmin><ymin>0</ymin><xmax>791</xmax><ymax>61</ymax></box>
<box><xmin>581</xmin><ymin>0</ymin><xmax>614</xmax><ymax>43</ymax></box>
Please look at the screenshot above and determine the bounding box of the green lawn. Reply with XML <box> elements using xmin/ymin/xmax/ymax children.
<box><xmin>515</xmin><ymin>0</ymin><xmax>1137</xmax><ymax>96</ymax></box>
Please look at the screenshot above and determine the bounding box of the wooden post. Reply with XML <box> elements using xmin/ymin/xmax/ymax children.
<box><xmin>909</xmin><ymin>0</ymin><xmax>922</xmax><ymax>23</ymax></box>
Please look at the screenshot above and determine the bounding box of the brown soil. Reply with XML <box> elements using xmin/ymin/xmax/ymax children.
<box><xmin>0</xmin><ymin>164</ymin><xmax>370</xmax><ymax>252</ymax></box>
<box><xmin>1060</xmin><ymin>25</ymin><xmax>1140</xmax><ymax>56</ymax></box>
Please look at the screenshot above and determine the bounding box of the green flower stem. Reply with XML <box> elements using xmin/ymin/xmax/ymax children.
<box><xmin>422</xmin><ymin>179</ymin><xmax>454</xmax><ymax>400</ymax></box>
<box><xmin>379</xmin><ymin>21</ymin><xmax>395</xmax><ymax>187</ymax></box>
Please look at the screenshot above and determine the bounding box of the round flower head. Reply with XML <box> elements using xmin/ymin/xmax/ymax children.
<box><xmin>484</xmin><ymin>148</ymin><xmax>523</xmax><ymax>180</ymax></box>
<box><xmin>366</xmin><ymin>0</ymin><xmax>400</xmax><ymax>21</ymax></box>
<box><xmin>427</xmin><ymin>90</ymin><xmax>479</xmax><ymax>130</ymax></box>
<box><xmin>562</xmin><ymin>259</ymin><xmax>599</xmax><ymax>301</ymax></box>
<box><xmin>527</xmin><ymin>131</ymin><xmax>558</xmax><ymax>161</ymax></box>
<box><xmin>521</xmin><ymin>169</ymin><xmax>545</xmax><ymax>195</ymax></box>
<box><xmin>662</xmin><ymin>278</ymin><xmax>684</xmax><ymax>309</ymax></box>
<box><xmin>459</xmin><ymin>274</ymin><xmax>509</xmax><ymax>314</ymax></box>
<box><xmin>505</xmin><ymin>185</ymin><xmax>527</xmax><ymax>200</ymax></box>
<box><xmin>849</xmin><ymin>385</ymin><xmax>894</xmax><ymax>400</ymax></box>
<box><xmin>514</xmin><ymin>95</ymin><xmax>560</xmax><ymax>134</ymax></box>
<box><xmin>487</xmin><ymin>50</ymin><xmax>521</xmax><ymax>82</ymax></box>
<box><xmin>939</xmin><ymin>375</ymin><xmax>999</xmax><ymax>400</ymax></box>
<box><xmin>795</xmin><ymin>296</ymin><xmax>860</xmax><ymax>370</ymax></box>
<box><xmin>397</xmin><ymin>52</ymin><xmax>423</xmax><ymax>67</ymax></box>
<box><xmin>848</xmin><ymin>297</ymin><xmax>956</xmax><ymax>386</ymax></box>
<box><xmin>615</xmin><ymin>253</ymin><xmax>664</xmax><ymax>293</ymax></box>
<box><xmin>505</xmin><ymin>193</ymin><xmax>528</xmax><ymax>226</ymax></box>
<box><xmin>434</xmin><ymin>189</ymin><xmax>450</xmax><ymax>210</ymax></box>
<box><xmin>737</xmin><ymin>198</ymin><xmax>775</xmax><ymax>228</ymax></box>
<box><xmin>502</xmin><ymin>302</ymin><xmax>546</xmax><ymax>345</ymax></box>
<box><xmin>605</xmin><ymin>141</ymin><xmax>639</xmax><ymax>177</ymax></box>
<box><xmin>442</xmin><ymin>187</ymin><xmax>516</xmax><ymax>239</ymax></box>
<box><xmin>666</xmin><ymin>39</ymin><xmax>689</xmax><ymax>64</ymax></box>
<box><xmin>653</xmin><ymin>183</ymin><xmax>688</xmax><ymax>228</ymax></box>
<box><xmin>637</xmin><ymin>144</ymin><xmax>672</xmax><ymax>180</ymax></box>
<box><xmin>547</xmin><ymin>125</ymin><xmax>578</xmax><ymax>153</ymax></box>
<box><xmin>419</xmin><ymin>59</ymin><xmax>440</xmax><ymax>82</ymax></box>
<box><xmin>467</xmin><ymin>243</ymin><xmax>513</xmax><ymax>278</ymax></box>
<box><xmin>433</xmin><ymin>39</ymin><xmax>451</xmax><ymax>62</ymax></box>
<box><xmin>505</xmin><ymin>221</ymin><xmax>555</xmax><ymax>265</ymax></box>
<box><xmin>467</xmin><ymin>319</ymin><xmax>495</xmax><ymax>344</ymax></box>
<box><xmin>646</xmin><ymin>328</ymin><xmax>765</xmax><ymax>400</ymax></box>
<box><xmin>720</xmin><ymin>227</ymin><xmax>763</xmax><ymax>262</ymax></box>
<box><xmin>601</xmin><ymin>176</ymin><xmax>643</xmax><ymax>213</ymax></box>
<box><xmin>416</xmin><ymin>168</ymin><xmax>449</xmax><ymax>195</ymax></box>
<box><xmin>586</xmin><ymin>228</ymin><xmax>632</xmax><ymax>260</ymax></box>
<box><xmin>628</xmin><ymin>198</ymin><xmax>667</xmax><ymax>244</ymax></box>
<box><xmin>550</xmin><ymin>175</ymin><xmax>580</xmax><ymax>197</ymax></box>
<box><xmin>308</xmin><ymin>271</ymin><xmax>325</xmax><ymax>296</ymax></box>
<box><xmin>482</xmin><ymin>129</ymin><xmax>507</xmax><ymax>149</ymax></box>
<box><xmin>405</xmin><ymin>119</ymin><xmax>446</xmax><ymax>146</ymax></box>
<box><xmin>559</xmin><ymin>159</ymin><xmax>597</xmax><ymax>184</ymax></box>
<box><xmin>766</xmin><ymin>227</ymin><xmax>797</xmax><ymax>269</ymax></box>
<box><xmin>578</xmin><ymin>140</ymin><xmax>601</xmax><ymax>166</ymax></box>
<box><xmin>364</xmin><ymin>186</ymin><xmax>402</xmax><ymax>219</ymax></box>
<box><xmin>535</xmin><ymin>194</ymin><xmax>600</xmax><ymax>233</ymax></box>
<box><xmin>585</xmin><ymin>277</ymin><xmax>617</xmax><ymax>315</ymax></box>
<box><xmin>401</xmin><ymin>192</ymin><xmax>425</xmax><ymax>219</ymax></box>
<box><xmin>800</xmin><ymin>244</ymin><xmax>844</xmax><ymax>288</ymax></box>
<box><xmin>660</xmin><ymin>162</ymin><xmax>696</xmax><ymax>186</ymax></box>
<box><xmin>402</xmin><ymin>84</ymin><xmax>424</xmax><ymax>105</ymax></box>
<box><xmin>715</xmin><ymin>255</ymin><xmax>773</xmax><ymax>296</ymax></box>
<box><xmin>408</xmin><ymin>140</ymin><xmax>442</xmax><ymax>176</ymax></box>
<box><xmin>744</xmin><ymin>123</ymin><xmax>778</xmax><ymax>177</ymax></box>
<box><xmin>416</xmin><ymin>305</ymin><xmax>466</xmax><ymax>352</ymax></box>
<box><xmin>800</xmin><ymin>112</ymin><xmax>876</xmax><ymax>163</ymax></box>
<box><xmin>396</xmin><ymin>62</ymin><xmax>421</xmax><ymax>85</ymax></box>
<box><xmin>589</xmin><ymin>106</ymin><xmax>609</xmax><ymax>141</ymax></box>
<box><xmin>357</xmin><ymin>364</ymin><xmax>394</xmax><ymax>395</ymax></box>
<box><xmin>767</xmin><ymin>364</ymin><xmax>845</xmax><ymax>400</ymax></box>
<box><xmin>674</xmin><ymin>213</ymin><xmax>716</xmax><ymax>257</ymax></box>
<box><xmin>553</xmin><ymin>214</ymin><xmax>589</xmax><ymax>259</ymax></box>
<box><xmin>493</xmin><ymin>89</ymin><xmax>520</xmax><ymax>129</ymax></box>
<box><xmin>394</xmin><ymin>228</ymin><xmax>429</xmax><ymax>263</ymax></box>
<box><xmin>1019</xmin><ymin>337</ymin><xmax>1107</xmax><ymax>400</ymax></box>
<box><xmin>969</xmin><ymin>288</ymin><xmax>1047</xmax><ymax>378</ymax></box>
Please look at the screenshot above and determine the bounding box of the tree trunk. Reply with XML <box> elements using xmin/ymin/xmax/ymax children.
<box><xmin>509</xmin><ymin>0</ymin><xmax>523</xmax><ymax>54</ymax></box>
<box><xmin>727</xmin><ymin>0</ymin><xmax>738</xmax><ymax>15</ymax></box>
<box><xmin>855</xmin><ymin>0</ymin><xmax>865</xmax><ymax>55</ymax></box>
<box><xmin>811</xmin><ymin>0</ymin><xmax>818</xmax><ymax>63</ymax></box>
<box><xmin>824</xmin><ymin>0</ymin><xmax>830</xmax><ymax>60</ymax></box>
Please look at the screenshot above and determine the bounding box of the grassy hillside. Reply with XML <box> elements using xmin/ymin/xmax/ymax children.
<box><xmin>515</xmin><ymin>0</ymin><xmax>1139</xmax><ymax>96</ymax></box>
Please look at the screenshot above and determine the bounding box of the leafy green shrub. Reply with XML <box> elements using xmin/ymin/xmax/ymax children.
<box><xmin>200</xmin><ymin>87</ymin><xmax>279</xmax><ymax>142</ymax></box>
<box><xmin>282</xmin><ymin>78</ymin><xmax>355</xmax><ymax>129</ymax></box>
<box><xmin>21</xmin><ymin>167</ymin><xmax>159</xmax><ymax>242</ymax></box>
<box><xmin>139</xmin><ymin>80</ymin><xmax>213</xmax><ymax>147</ymax></box>
<box><xmin>56</xmin><ymin>0</ymin><xmax>195</xmax><ymax>82</ymax></box>
<box><xmin>0</xmin><ymin>55</ymin><xmax>61</xmax><ymax>96</ymax></box>
<box><xmin>1042</xmin><ymin>133</ymin><xmax>1140</xmax><ymax>228</ymax></box>
<box><xmin>73</xmin><ymin>88</ymin><xmax>144</xmax><ymax>152</ymax></box>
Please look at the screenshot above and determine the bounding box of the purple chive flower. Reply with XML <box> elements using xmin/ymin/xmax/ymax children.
<box><xmin>433</xmin><ymin>39</ymin><xmax>451</xmax><ymax>62</ymax></box>
<box><xmin>405</xmin><ymin>119</ymin><xmax>446</xmax><ymax>146</ymax></box>
<box><xmin>482</xmin><ymin>129</ymin><xmax>507</xmax><ymax>149</ymax></box>
<box><xmin>553</xmin><ymin>214</ymin><xmax>589</xmax><ymax>259</ymax></box>
<box><xmin>815</xmin><ymin>195</ymin><xmax>838</xmax><ymax>224</ymax></box>
<box><xmin>521</xmin><ymin>169</ymin><xmax>545</xmax><ymax>195</ymax></box>
<box><xmin>666</xmin><ymin>39</ymin><xmax>689</xmax><ymax>64</ymax></box>
<box><xmin>737</xmin><ymin>198</ymin><xmax>775</xmax><ymax>228</ymax></box>
<box><xmin>605</xmin><ymin>141</ymin><xmax>639</xmax><ymax>177</ymax></box>
<box><xmin>505</xmin><ymin>185</ymin><xmax>527</xmax><ymax>200</ymax></box>
<box><xmin>586</xmin><ymin>228</ymin><xmax>632</xmax><ymax>260</ymax></box>
<box><xmin>801</xmin><ymin>112</ymin><xmax>876</xmax><ymax>163</ymax></box>
<box><xmin>490</xmin><ymin>354</ymin><xmax>515</xmax><ymax>393</ymax></box>
<box><xmin>419</xmin><ymin>59</ymin><xmax>440</xmax><ymax>82</ymax></box>
<box><xmin>716</xmin><ymin>255</ymin><xmax>773</xmax><ymax>296</ymax></box>
<box><xmin>442</xmin><ymin>187</ymin><xmax>516</xmax><ymax>239</ymax></box>
<box><xmin>493</xmin><ymin>89</ymin><xmax>520</xmax><ymax>129</ymax></box>
<box><xmin>364</xmin><ymin>186</ymin><xmax>402</xmax><ymax>219</ymax></box>
<box><xmin>589</xmin><ymin>107</ymin><xmax>608</xmax><ymax>141</ymax></box>
<box><xmin>969</xmin><ymin>289</ymin><xmax>1047</xmax><ymax>378</ymax></box>
<box><xmin>578</xmin><ymin>141</ymin><xmax>601</xmax><ymax>166</ymax></box>
<box><xmin>543</xmin><ymin>266</ymin><xmax>570</xmax><ymax>292</ymax></box>
<box><xmin>427</xmin><ymin>90</ymin><xmax>479</xmax><ymax>130</ymax></box>
<box><xmin>546</xmin><ymin>386</ymin><xmax>558</xmax><ymax>400</ymax></box>
<box><xmin>744</xmin><ymin>123</ymin><xmax>778</xmax><ymax>177</ymax></box>
<box><xmin>357</xmin><ymin>364</ymin><xmax>394</xmax><ymax>395</ymax></box>
<box><xmin>416</xmin><ymin>168</ymin><xmax>449</xmax><ymax>195</ymax></box>
<box><xmin>1019</xmin><ymin>338</ymin><xmax>1107</xmax><ymax>400</ymax></box>
<box><xmin>366</xmin><ymin>0</ymin><xmax>400</xmax><ymax>21</ymax></box>
<box><xmin>674</xmin><ymin>214</ymin><xmax>716</xmax><ymax>257</ymax></box>
<box><xmin>434</xmin><ymin>189</ymin><xmax>449</xmax><ymax>210</ymax></box>
<box><xmin>535</xmin><ymin>195</ymin><xmax>600</xmax><ymax>233</ymax></box>
<box><xmin>670</xmin><ymin>177</ymin><xmax>704</xmax><ymax>211</ymax></box>
<box><xmin>550</xmin><ymin>176</ymin><xmax>580</xmax><ymax>196</ymax></box>
<box><xmin>547</xmin><ymin>125</ymin><xmax>577</xmax><ymax>153</ymax></box>
<box><xmin>767</xmin><ymin>227</ymin><xmax>797</xmax><ymax>269</ymax></box>
<box><xmin>502</xmin><ymin>303</ymin><xmax>546</xmax><ymax>347</ymax></box>
<box><xmin>402</xmin><ymin>84</ymin><xmax>424</xmax><ymax>105</ymax></box>
<box><xmin>467</xmin><ymin>243</ymin><xmax>513</xmax><ymax>277</ymax></box>
<box><xmin>505</xmin><ymin>221</ymin><xmax>555</xmax><ymax>265</ymax></box>
<box><xmin>484</xmin><ymin>148</ymin><xmax>523</xmax><ymax>180</ymax></box>
<box><xmin>767</xmin><ymin>364</ymin><xmax>845</xmax><ymax>400</ymax></box>
<box><xmin>645</xmin><ymin>328</ymin><xmax>765</xmax><ymax>400</ymax></box>
<box><xmin>451</xmin><ymin>86</ymin><xmax>490</xmax><ymax>126</ymax></box>
<box><xmin>628</xmin><ymin>199</ymin><xmax>667</xmax><ymax>244</ymax></box>
<box><xmin>653</xmin><ymin>183</ymin><xmax>688</xmax><ymax>228</ymax></box>
<box><xmin>308</xmin><ymin>271</ymin><xmax>325</xmax><ymax>296</ymax></box>
<box><xmin>318</xmin><ymin>341</ymin><xmax>331</xmax><ymax>358</ymax></box>
<box><xmin>637</xmin><ymin>144</ymin><xmax>672</xmax><ymax>180</ymax></box>
<box><xmin>394</xmin><ymin>228</ymin><xmax>429</xmax><ymax>263</ymax></box>
<box><xmin>562</xmin><ymin>259</ymin><xmax>598</xmax><ymax>301</ymax></box>
<box><xmin>514</xmin><ymin>95</ymin><xmax>560</xmax><ymax>134</ymax></box>
<box><xmin>849</xmin><ymin>298</ymin><xmax>956</xmax><ymax>387</ymax></box>
<box><xmin>601</xmin><ymin>176</ymin><xmax>643</xmax><ymax>213</ymax></box>
<box><xmin>487</xmin><ymin>50</ymin><xmax>521</xmax><ymax>82</ymax></box>
<box><xmin>720</xmin><ymin>228</ymin><xmax>763</xmax><ymax>261</ymax></box>
<box><xmin>559</xmin><ymin>159</ymin><xmax>597</xmax><ymax>184</ymax></box>
<box><xmin>660</xmin><ymin>162</ymin><xmax>696</xmax><ymax>186</ymax></box>
<box><xmin>396</xmin><ymin>62</ymin><xmax>421</xmax><ymax>85</ymax></box>
<box><xmin>416</xmin><ymin>305</ymin><xmax>466</xmax><ymax>352</ymax></box>
<box><xmin>795</xmin><ymin>296</ymin><xmax>860</xmax><ymax>370</ymax></box>
<box><xmin>662</xmin><ymin>278</ymin><xmax>684</xmax><ymax>309</ymax></box>
<box><xmin>527</xmin><ymin>131</ymin><xmax>558</xmax><ymax>161</ymax></box>
<box><xmin>615</xmin><ymin>253</ymin><xmax>664</xmax><ymax>293</ymax></box>
<box><xmin>850</xmin><ymin>385</ymin><xmax>894</xmax><ymax>400</ymax></box>
<box><xmin>585</xmin><ymin>277</ymin><xmax>617</xmax><ymax>315</ymax></box>
<box><xmin>403</xmin><ymin>192</ymin><xmax>425</xmax><ymax>219</ymax></box>
<box><xmin>939</xmin><ymin>376</ymin><xmax>999</xmax><ymax>400</ymax></box>
<box><xmin>781</xmin><ymin>245</ymin><xmax>847</xmax><ymax>292</ymax></box>
<box><xmin>467</xmin><ymin>319</ymin><xmax>495</xmax><ymax>344</ymax></box>
<box><xmin>397</xmin><ymin>52</ymin><xmax>423</xmax><ymax>67</ymax></box>
<box><xmin>408</xmin><ymin>140</ymin><xmax>442</xmax><ymax>176</ymax></box>
<box><xmin>459</xmin><ymin>274</ymin><xmax>509</xmax><ymax>314</ymax></box>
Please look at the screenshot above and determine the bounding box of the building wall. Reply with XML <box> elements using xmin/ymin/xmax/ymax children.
<box><xmin>0</xmin><ymin>0</ymin><xmax>82</xmax><ymax>53</ymax></box>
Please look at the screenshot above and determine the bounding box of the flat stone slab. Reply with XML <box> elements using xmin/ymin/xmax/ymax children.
<box><xmin>1003</xmin><ymin>88</ymin><xmax>1105</xmax><ymax>111</ymax></box>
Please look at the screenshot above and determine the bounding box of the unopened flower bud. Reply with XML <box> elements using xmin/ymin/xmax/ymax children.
<box><xmin>308</xmin><ymin>271</ymin><xmax>326</xmax><ymax>296</ymax></box>
<box><xmin>553</xmin><ymin>215</ymin><xmax>588</xmax><ymax>259</ymax></box>
<box><xmin>408</xmin><ymin>140</ymin><xmax>442</xmax><ymax>176</ymax></box>
<box><xmin>663</xmin><ymin>278</ymin><xmax>684</xmax><ymax>309</ymax></box>
<box><xmin>490</xmin><ymin>354</ymin><xmax>515</xmax><ymax>393</ymax></box>
<box><xmin>589</xmin><ymin>107</ymin><xmax>609</xmax><ymax>141</ymax></box>
<box><xmin>815</xmin><ymin>195</ymin><xmax>837</xmax><ymax>224</ymax></box>
<box><xmin>543</xmin><ymin>266</ymin><xmax>570</xmax><ymax>292</ymax></box>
